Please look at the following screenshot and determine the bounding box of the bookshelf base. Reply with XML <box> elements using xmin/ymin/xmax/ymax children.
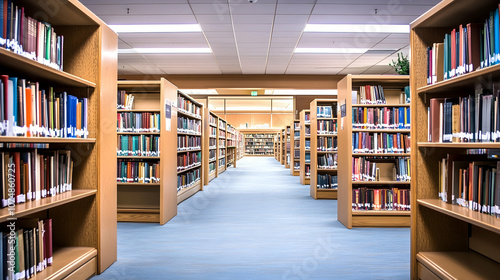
<box><xmin>351</xmin><ymin>212</ymin><xmax>410</xmax><ymax>227</ymax></box>
<box><xmin>291</xmin><ymin>169</ymin><xmax>300</xmax><ymax>176</ymax></box>
<box><xmin>218</xmin><ymin>167</ymin><xmax>226</xmax><ymax>176</ymax></box>
<box><xmin>285</xmin><ymin>163</ymin><xmax>290</xmax><ymax>169</ymax></box>
<box><xmin>117</xmin><ymin>208</ymin><xmax>160</xmax><ymax>223</ymax></box>
<box><xmin>245</xmin><ymin>154</ymin><xmax>273</xmax><ymax>157</ymax></box>
<box><xmin>300</xmin><ymin>178</ymin><xmax>310</xmax><ymax>185</ymax></box>
<box><xmin>35</xmin><ymin>247</ymin><xmax>97</xmax><ymax>280</ymax></box>
<box><xmin>311</xmin><ymin>189</ymin><xmax>337</xmax><ymax>199</ymax></box>
<box><xmin>417</xmin><ymin>251</ymin><xmax>500</xmax><ymax>280</ymax></box>
<box><xmin>177</xmin><ymin>181</ymin><xmax>201</xmax><ymax>204</ymax></box>
<box><xmin>209</xmin><ymin>172</ymin><xmax>217</xmax><ymax>182</ymax></box>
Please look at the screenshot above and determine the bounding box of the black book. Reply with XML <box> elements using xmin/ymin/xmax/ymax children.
<box><xmin>23</xmin><ymin>229</ymin><xmax>29</xmax><ymax>279</ymax></box>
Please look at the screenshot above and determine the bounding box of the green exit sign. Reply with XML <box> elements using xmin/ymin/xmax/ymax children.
<box><xmin>251</xmin><ymin>91</ymin><xmax>258</xmax><ymax>96</ymax></box>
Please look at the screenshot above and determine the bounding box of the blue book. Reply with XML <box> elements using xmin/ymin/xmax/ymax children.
<box><xmin>8</xmin><ymin>77</ymin><xmax>17</xmax><ymax>127</ymax></box>
<box><xmin>0</xmin><ymin>1</ymin><xmax>3</xmax><ymax>40</ymax></box>
<box><xmin>6</xmin><ymin>0</ymin><xmax>11</xmax><ymax>40</ymax></box>
<box><xmin>398</xmin><ymin>107</ymin><xmax>404</xmax><ymax>129</ymax></box>
<box><xmin>406</xmin><ymin>107</ymin><xmax>411</xmax><ymax>129</ymax></box>
<box><xmin>67</xmin><ymin>95</ymin><xmax>77</xmax><ymax>137</ymax></box>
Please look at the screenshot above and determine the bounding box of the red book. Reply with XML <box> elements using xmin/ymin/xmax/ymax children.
<box><xmin>430</xmin><ymin>98</ymin><xmax>445</xmax><ymax>142</ymax></box>
<box><xmin>467</xmin><ymin>23</ymin><xmax>482</xmax><ymax>72</ymax></box>
<box><xmin>14</xmin><ymin>152</ymin><xmax>20</xmax><ymax>203</ymax></box>
<box><xmin>25</xmin><ymin>88</ymin><xmax>32</xmax><ymax>137</ymax></box>
<box><xmin>451</xmin><ymin>29</ymin><xmax>456</xmax><ymax>74</ymax></box>
<box><xmin>459</xmin><ymin>25</ymin><xmax>464</xmax><ymax>71</ymax></box>
<box><xmin>0</xmin><ymin>75</ymin><xmax>8</xmax><ymax>121</ymax></box>
<box><xmin>43</xmin><ymin>219</ymin><xmax>53</xmax><ymax>266</ymax></box>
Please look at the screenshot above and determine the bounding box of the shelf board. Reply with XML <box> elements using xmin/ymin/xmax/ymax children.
<box><xmin>177</xmin><ymin>181</ymin><xmax>201</xmax><ymax>204</ymax></box>
<box><xmin>33</xmin><ymin>247</ymin><xmax>97</xmax><ymax>280</ymax></box>
<box><xmin>0</xmin><ymin>190</ymin><xmax>96</xmax><ymax>223</ymax></box>
<box><xmin>317</xmin><ymin>151</ymin><xmax>337</xmax><ymax>154</ymax></box>
<box><xmin>176</xmin><ymin>110</ymin><xmax>202</xmax><ymax>120</ymax></box>
<box><xmin>0</xmin><ymin>137</ymin><xmax>96</xmax><ymax>144</ymax></box>
<box><xmin>0</xmin><ymin>48</ymin><xmax>95</xmax><ymax>88</ymax></box>
<box><xmin>209</xmin><ymin>159</ymin><xmax>217</xmax><ymax>163</ymax></box>
<box><xmin>177</xmin><ymin>164</ymin><xmax>202</xmax><ymax>175</ymax></box>
<box><xmin>117</xmin><ymin>156</ymin><xmax>160</xmax><ymax>159</ymax></box>
<box><xmin>352</xmin><ymin>153</ymin><xmax>411</xmax><ymax>157</ymax></box>
<box><xmin>317</xmin><ymin>168</ymin><xmax>338</xmax><ymax>171</ymax></box>
<box><xmin>117</xmin><ymin>183</ymin><xmax>160</xmax><ymax>186</ymax></box>
<box><xmin>352</xmin><ymin>129</ymin><xmax>410</xmax><ymax>133</ymax></box>
<box><xmin>418</xmin><ymin>142</ymin><xmax>500</xmax><ymax>148</ymax></box>
<box><xmin>209</xmin><ymin>123</ymin><xmax>217</xmax><ymax>128</ymax></box>
<box><xmin>117</xmin><ymin>80</ymin><xmax>161</xmax><ymax>88</ymax></box>
<box><xmin>317</xmin><ymin>188</ymin><xmax>337</xmax><ymax>192</ymax></box>
<box><xmin>117</xmin><ymin>109</ymin><xmax>161</xmax><ymax>113</ymax></box>
<box><xmin>417</xmin><ymin>251</ymin><xmax>500</xmax><ymax>280</ymax></box>
<box><xmin>352</xmin><ymin>210</ymin><xmax>410</xmax><ymax>216</ymax></box>
<box><xmin>317</xmin><ymin>117</ymin><xmax>336</xmax><ymax>120</ymax></box>
<box><xmin>117</xmin><ymin>132</ymin><xmax>160</xmax><ymax>135</ymax></box>
<box><xmin>352</xmin><ymin>181</ymin><xmax>410</xmax><ymax>185</ymax></box>
<box><xmin>418</xmin><ymin>199</ymin><xmax>500</xmax><ymax>234</ymax></box>
<box><xmin>353</xmin><ymin>104</ymin><xmax>410</xmax><ymax>107</ymax></box>
<box><xmin>177</xmin><ymin>131</ymin><xmax>202</xmax><ymax>136</ymax></box>
<box><xmin>177</xmin><ymin>148</ymin><xmax>202</xmax><ymax>153</ymax></box>
<box><xmin>417</xmin><ymin>63</ymin><xmax>500</xmax><ymax>95</ymax></box>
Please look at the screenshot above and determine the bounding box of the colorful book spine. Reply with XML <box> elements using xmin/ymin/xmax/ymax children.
<box><xmin>352</xmin><ymin>107</ymin><xmax>410</xmax><ymax>129</ymax></box>
<box><xmin>177</xmin><ymin>135</ymin><xmax>201</xmax><ymax>151</ymax></box>
<box><xmin>117</xmin><ymin>112</ymin><xmax>160</xmax><ymax>133</ymax></box>
<box><xmin>116</xmin><ymin>159</ymin><xmax>160</xmax><ymax>184</ymax></box>
<box><xmin>117</xmin><ymin>135</ymin><xmax>160</xmax><ymax>157</ymax></box>
<box><xmin>352</xmin><ymin>188</ymin><xmax>410</xmax><ymax>211</ymax></box>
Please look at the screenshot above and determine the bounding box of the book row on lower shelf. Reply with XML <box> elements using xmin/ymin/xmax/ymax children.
<box><xmin>0</xmin><ymin>150</ymin><xmax>72</xmax><ymax>206</ymax></box>
<box><xmin>352</xmin><ymin>188</ymin><xmax>410</xmax><ymax>211</ymax></box>
<box><xmin>177</xmin><ymin>169</ymin><xmax>200</xmax><ymax>192</ymax></box>
<box><xmin>438</xmin><ymin>154</ymin><xmax>500</xmax><ymax>218</ymax></box>
<box><xmin>209</xmin><ymin>162</ymin><xmax>216</xmax><ymax>174</ymax></box>
<box><xmin>352</xmin><ymin>132</ymin><xmax>410</xmax><ymax>154</ymax></box>
<box><xmin>355</xmin><ymin>85</ymin><xmax>388</xmax><ymax>105</ymax></box>
<box><xmin>317</xmin><ymin>154</ymin><xmax>337</xmax><ymax>169</ymax></box>
<box><xmin>218</xmin><ymin>158</ymin><xmax>225</xmax><ymax>168</ymax></box>
<box><xmin>352</xmin><ymin>157</ymin><xmax>411</xmax><ymax>182</ymax></box>
<box><xmin>177</xmin><ymin>135</ymin><xmax>201</xmax><ymax>151</ymax></box>
<box><xmin>317</xmin><ymin>174</ymin><xmax>337</xmax><ymax>189</ymax></box>
<box><xmin>0</xmin><ymin>218</ymin><xmax>53</xmax><ymax>280</ymax></box>
<box><xmin>209</xmin><ymin>150</ymin><xmax>216</xmax><ymax>161</ymax></box>
<box><xmin>0</xmin><ymin>76</ymin><xmax>88</xmax><ymax>138</ymax></box>
<box><xmin>177</xmin><ymin>116</ymin><xmax>201</xmax><ymax>135</ymax></box>
<box><xmin>177</xmin><ymin>94</ymin><xmax>201</xmax><ymax>118</ymax></box>
<box><xmin>117</xmin><ymin>135</ymin><xmax>159</xmax><ymax>157</ymax></box>
<box><xmin>117</xmin><ymin>112</ymin><xmax>160</xmax><ymax>133</ymax></box>
<box><xmin>317</xmin><ymin>137</ymin><xmax>337</xmax><ymax>151</ymax></box>
<box><xmin>429</xmin><ymin>92</ymin><xmax>500</xmax><ymax>143</ymax></box>
<box><xmin>209</xmin><ymin>138</ymin><xmax>216</xmax><ymax>149</ymax></box>
<box><xmin>117</xmin><ymin>159</ymin><xmax>159</xmax><ymax>184</ymax></box>
<box><xmin>317</xmin><ymin>120</ymin><xmax>337</xmax><ymax>135</ymax></box>
<box><xmin>352</xmin><ymin>107</ymin><xmax>410</xmax><ymax>129</ymax></box>
<box><xmin>177</xmin><ymin>151</ymin><xmax>201</xmax><ymax>172</ymax></box>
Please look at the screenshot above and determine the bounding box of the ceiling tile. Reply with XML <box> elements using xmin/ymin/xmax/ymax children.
<box><xmin>362</xmin><ymin>65</ymin><xmax>395</xmax><ymax>75</ymax></box>
<box><xmin>337</xmin><ymin>67</ymin><xmax>367</xmax><ymax>75</ymax></box>
<box><xmin>84</xmin><ymin>4</ymin><xmax>193</xmax><ymax>15</ymax></box>
<box><xmin>286</xmin><ymin>67</ymin><xmax>343</xmax><ymax>74</ymax></box>
<box><xmin>274</xmin><ymin>14</ymin><xmax>309</xmax><ymax>24</ymax></box>
<box><xmin>276</xmin><ymin>4</ymin><xmax>314</xmax><ymax>14</ymax></box>
<box><xmin>82</xmin><ymin>0</ymin><xmax>188</xmax><ymax>4</ymax></box>
<box><xmin>312</xmin><ymin>4</ymin><xmax>434</xmax><ymax>16</ymax></box>
<box><xmin>232</xmin><ymin>15</ymin><xmax>275</xmax><ymax>24</ymax></box>
<box><xmin>196</xmin><ymin>15</ymin><xmax>232</xmax><ymax>24</ymax></box>
<box><xmin>230</xmin><ymin>4</ymin><xmax>276</xmax><ymax>15</ymax></box>
<box><xmin>200</xmin><ymin>24</ymin><xmax>234</xmax><ymax>32</ymax></box>
<box><xmin>233</xmin><ymin>24</ymin><xmax>272</xmax><ymax>32</ymax></box>
<box><xmin>98</xmin><ymin>15</ymin><xmax>197</xmax><ymax>24</ymax></box>
<box><xmin>307</xmin><ymin>14</ymin><xmax>418</xmax><ymax>24</ymax></box>
<box><xmin>203</xmin><ymin>32</ymin><xmax>235</xmax><ymax>38</ymax></box>
<box><xmin>190</xmin><ymin>4</ymin><xmax>231</xmax><ymax>15</ymax></box>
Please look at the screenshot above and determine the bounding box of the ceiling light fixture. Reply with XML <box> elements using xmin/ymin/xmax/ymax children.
<box><xmin>294</xmin><ymin>48</ymin><xmax>368</xmax><ymax>54</ymax></box>
<box><xmin>118</xmin><ymin>48</ymin><xmax>212</xmax><ymax>54</ymax></box>
<box><xmin>272</xmin><ymin>90</ymin><xmax>338</xmax><ymax>96</ymax></box>
<box><xmin>109</xmin><ymin>24</ymin><xmax>202</xmax><ymax>33</ymax></box>
<box><xmin>304</xmin><ymin>24</ymin><xmax>410</xmax><ymax>33</ymax></box>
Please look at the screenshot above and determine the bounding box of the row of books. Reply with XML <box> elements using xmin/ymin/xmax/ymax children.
<box><xmin>294</xmin><ymin>162</ymin><xmax>300</xmax><ymax>170</ymax></box>
<box><xmin>317</xmin><ymin>137</ymin><xmax>337</xmax><ymax>152</ymax></box>
<box><xmin>244</xmin><ymin>134</ymin><xmax>274</xmax><ymax>139</ymax></box>
<box><xmin>0</xmin><ymin>219</ymin><xmax>53</xmax><ymax>280</ymax></box>
<box><xmin>117</xmin><ymin>160</ymin><xmax>160</xmax><ymax>184</ymax></box>
<box><xmin>352</xmin><ymin>157</ymin><xmax>411</xmax><ymax>182</ymax></box>
<box><xmin>304</xmin><ymin>113</ymin><xmax>310</xmax><ymax>123</ymax></box>
<box><xmin>219</xmin><ymin>149</ymin><xmax>225</xmax><ymax>157</ymax></box>
<box><xmin>317</xmin><ymin>120</ymin><xmax>337</xmax><ymax>135</ymax></box>
<box><xmin>245</xmin><ymin>140</ymin><xmax>273</xmax><ymax>144</ymax></box>
<box><xmin>352</xmin><ymin>107</ymin><xmax>410</xmax><ymax>129</ymax></box>
<box><xmin>227</xmin><ymin>126</ymin><xmax>236</xmax><ymax>135</ymax></box>
<box><xmin>305</xmin><ymin>165</ymin><xmax>310</xmax><ymax>177</ymax></box>
<box><xmin>177</xmin><ymin>94</ymin><xmax>201</xmax><ymax>118</ymax></box>
<box><xmin>305</xmin><ymin>126</ymin><xmax>310</xmax><ymax>136</ymax></box>
<box><xmin>116</xmin><ymin>90</ymin><xmax>134</xmax><ymax>110</ymax></box>
<box><xmin>117</xmin><ymin>135</ymin><xmax>159</xmax><ymax>157</ymax></box>
<box><xmin>209</xmin><ymin>138</ymin><xmax>216</xmax><ymax>149</ymax></box>
<box><xmin>428</xmin><ymin>7</ymin><xmax>500</xmax><ymax>85</ymax></box>
<box><xmin>438</xmin><ymin>154</ymin><xmax>500</xmax><ymax>217</ymax></box>
<box><xmin>177</xmin><ymin>116</ymin><xmax>201</xmax><ymax>135</ymax></box>
<box><xmin>0</xmin><ymin>150</ymin><xmax>72</xmax><ymax>206</ymax></box>
<box><xmin>209</xmin><ymin>162</ymin><xmax>216</xmax><ymax>173</ymax></box>
<box><xmin>117</xmin><ymin>112</ymin><xmax>160</xmax><ymax>133</ymax></box>
<box><xmin>209</xmin><ymin>150</ymin><xmax>216</xmax><ymax>161</ymax></box>
<box><xmin>218</xmin><ymin>120</ymin><xmax>226</xmax><ymax>130</ymax></box>
<box><xmin>429</xmin><ymin>92</ymin><xmax>500</xmax><ymax>143</ymax></box>
<box><xmin>294</xmin><ymin>122</ymin><xmax>300</xmax><ymax>130</ymax></box>
<box><xmin>227</xmin><ymin>140</ymin><xmax>236</xmax><ymax>147</ymax></box>
<box><xmin>294</xmin><ymin>140</ymin><xmax>300</xmax><ymax>149</ymax></box>
<box><xmin>317</xmin><ymin>174</ymin><xmax>337</xmax><ymax>189</ymax></box>
<box><xmin>219</xmin><ymin>130</ymin><xmax>226</xmax><ymax>138</ymax></box>
<box><xmin>352</xmin><ymin>188</ymin><xmax>410</xmax><ymax>211</ymax></box>
<box><xmin>177</xmin><ymin>151</ymin><xmax>201</xmax><ymax>172</ymax></box>
<box><xmin>1</xmin><ymin>77</ymin><xmax>88</xmax><ymax>138</ymax></box>
<box><xmin>305</xmin><ymin>140</ymin><xmax>310</xmax><ymax>150</ymax></box>
<box><xmin>219</xmin><ymin>139</ymin><xmax>225</xmax><ymax>148</ymax></box>
<box><xmin>316</xmin><ymin>106</ymin><xmax>335</xmax><ymax>118</ymax></box>
<box><xmin>177</xmin><ymin>135</ymin><xmax>200</xmax><ymax>152</ymax></box>
<box><xmin>357</xmin><ymin>85</ymin><xmax>387</xmax><ymax>105</ymax></box>
<box><xmin>209</xmin><ymin>127</ymin><xmax>216</xmax><ymax>137</ymax></box>
<box><xmin>177</xmin><ymin>169</ymin><xmax>200</xmax><ymax>192</ymax></box>
<box><xmin>209</xmin><ymin>114</ymin><xmax>217</xmax><ymax>126</ymax></box>
<box><xmin>218</xmin><ymin>158</ymin><xmax>225</xmax><ymax>168</ymax></box>
<box><xmin>294</xmin><ymin>150</ymin><xmax>299</xmax><ymax>159</ymax></box>
<box><xmin>352</xmin><ymin>132</ymin><xmax>411</xmax><ymax>154</ymax></box>
<box><xmin>0</xmin><ymin>1</ymin><xmax>64</xmax><ymax>70</ymax></box>
<box><xmin>317</xmin><ymin>154</ymin><xmax>337</xmax><ymax>169</ymax></box>
<box><xmin>305</xmin><ymin>153</ymin><xmax>310</xmax><ymax>163</ymax></box>
<box><xmin>0</xmin><ymin>143</ymin><xmax>48</xmax><ymax>149</ymax></box>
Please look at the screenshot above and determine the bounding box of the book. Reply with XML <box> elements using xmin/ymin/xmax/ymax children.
<box><xmin>177</xmin><ymin>168</ymin><xmax>201</xmax><ymax>192</ymax></box>
<box><xmin>352</xmin><ymin>187</ymin><xmax>410</xmax><ymax>211</ymax></box>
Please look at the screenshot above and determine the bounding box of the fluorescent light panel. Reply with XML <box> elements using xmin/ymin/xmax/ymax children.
<box><xmin>180</xmin><ymin>89</ymin><xmax>218</xmax><ymax>95</ymax></box>
<box><xmin>119</xmin><ymin>48</ymin><xmax>212</xmax><ymax>54</ymax></box>
<box><xmin>304</xmin><ymin>24</ymin><xmax>410</xmax><ymax>33</ymax></box>
<box><xmin>110</xmin><ymin>24</ymin><xmax>202</xmax><ymax>33</ymax></box>
<box><xmin>272</xmin><ymin>90</ymin><xmax>338</xmax><ymax>96</ymax></box>
<box><xmin>295</xmin><ymin>48</ymin><xmax>368</xmax><ymax>54</ymax></box>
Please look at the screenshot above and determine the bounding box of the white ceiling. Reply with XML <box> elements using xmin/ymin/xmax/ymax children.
<box><xmin>81</xmin><ymin>0</ymin><xmax>439</xmax><ymax>75</ymax></box>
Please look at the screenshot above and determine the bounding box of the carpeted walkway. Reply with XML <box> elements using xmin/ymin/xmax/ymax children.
<box><xmin>94</xmin><ymin>157</ymin><xmax>410</xmax><ymax>279</ymax></box>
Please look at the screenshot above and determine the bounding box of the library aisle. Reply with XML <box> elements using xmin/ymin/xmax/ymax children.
<box><xmin>95</xmin><ymin>157</ymin><xmax>410</xmax><ymax>279</ymax></box>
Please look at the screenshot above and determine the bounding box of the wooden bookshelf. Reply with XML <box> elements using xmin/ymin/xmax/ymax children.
<box><xmin>410</xmin><ymin>1</ymin><xmax>500</xmax><ymax>278</ymax></box>
<box><xmin>290</xmin><ymin>119</ymin><xmax>301</xmax><ymax>176</ymax></box>
<box><xmin>0</xmin><ymin>0</ymin><xmax>118</xmax><ymax>275</ymax></box>
<box><xmin>203</xmin><ymin>109</ymin><xmax>219</xmax><ymax>185</ymax></box>
<box><xmin>285</xmin><ymin>125</ymin><xmax>291</xmax><ymax>169</ymax></box>
<box><xmin>300</xmin><ymin>110</ymin><xmax>311</xmax><ymax>185</ymax></box>
<box><xmin>274</xmin><ymin>137</ymin><xmax>279</xmax><ymax>160</ymax></box>
<box><xmin>237</xmin><ymin>131</ymin><xmax>245</xmax><ymax>160</ymax></box>
<box><xmin>281</xmin><ymin>128</ymin><xmax>286</xmax><ymax>165</ymax></box>
<box><xmin>117</xmin><ymin>79</ymin><xmax>177</xmax><ymax>225</ymax></box>
<box><xmin>244</xmin><ymin>131</ymin><xmax>276</xmax><ymax>156</ymax></box>
<box><xmin>226</xmin><ymin>124</ymin><xmax>237</xmax><ymax>168</ymax></box>
<box><xmin>276</xmin><ymin>131</ymin><xmax>281</xmax><ymax>162</ymax></box>
<box><xmin>337</xmin><ymin>75</ymin><xmax>410</xmax><ymax>228</ymax></box>
<box><xmin>177</xmin><ymin>90</ymin><xmax>204</xmax><ymax>204</ymax></box>
<box><xmin>310</xmin><ymin>100</ymin><xmax>338</xmax><ymax>199</ymax></box>
<box><xmin>217</xmin><ymin>117</ymin><xmax>227</xmax><ymax>175</ymax></box>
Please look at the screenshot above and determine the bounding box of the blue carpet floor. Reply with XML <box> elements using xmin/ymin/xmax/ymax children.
<box><xmin>94</xmin><ymin>157</ymin><xmax>410</xmax><ymax>279</ymax></box>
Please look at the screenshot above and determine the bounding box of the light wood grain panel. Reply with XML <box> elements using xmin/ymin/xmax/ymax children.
<box><xmin>337</xmin><ymin>76</ymin><xmax>352</xmax><ymax>228</ymax></box>
<box><xmin>300</xmin><ymin>110</ymin><xmax>310</xmax><ymax>185</ymax></box>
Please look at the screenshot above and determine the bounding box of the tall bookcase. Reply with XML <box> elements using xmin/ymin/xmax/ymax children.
<box><xmin>411</xmin><ymin>0</ymin><xmax>500</xmax><ymax>278</ymax></box>
<box><xmin>274</xmin><ymin>137</ymin><xmax>279</xmax><ymax>160</ymax></box>
<box><xmin>203</xmin><ymin>109</ymin><xmax>218</xmax><ymax>185</ymax></box>
<box><xmin>281</xmin><ymin>128</ymin><xmax>286</xmax><ymax>165</ymax></box>
<box><xmin>0</xmin><ymin>0</ymin><xmax>118</xmax><ymax>275</ymax></box>
<box><xmin>310</xmin><ymin>100</ymin><xmax>338</xmax><ymax>199</ymax></box>
<box><xmin>177</xmin><ymin>91</ymin><xmax>203</xmax><ymax>204</ymax></box>
<box><xmin>290</xmin><ymin>119</ymin><xmax>301</xmax><ymax>176</ymax></box>
<box><xmin>217</xmin><ymin>118</ymin><xmax>227</xmax><ymax>175</ymax></box>
<box><xmin>226</xmin><ymin>124</ymin><xmax>237</xmax><ymax>168</ymax></box>
<box><xmin>337</xmin><ymin>75</ymin><xmax>411</xmax><ymax>228</ymax></box>
<box><xmin>117</xmin><ymin>79</ymin><xmax>177</xmax><ymax>225</ymax></box>
<box><xmin>244</xmin><ymin>133</ymin><xmax>275</xmax><ymax>156</ymax></box>
<box><xmin>285</xmin><ymin>125</ymin><xmax>291</xmax><ymax>169</ymax></box>
<box><xmin>237</xmin><ymin>131</ymin><xmax>244</xmax><ymax>160</ymax></box>
<box><xmin>300</xmin><ymin>110</ymin><xmax>311</xmax><ymax>185</ymax></box>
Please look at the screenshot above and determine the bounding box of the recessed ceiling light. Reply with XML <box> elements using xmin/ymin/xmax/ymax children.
<box><xmin>294</xmin><ymin>48</ymin><xmax>368</xmax><ymax>54</ymax></box>
<box><xmin>304</xmin><ymin>24</ymin><xmax>410</xmax><ymax>33</ymax></box>
<box><xmin>119</xmin><ymin>48</ymin><xmax>212</xmax><ymax>54</ymax></box>
<box><xmin>109</xmin><ymin>24</ymin><xmax>202</xmax><ymax>33</ymax></box>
